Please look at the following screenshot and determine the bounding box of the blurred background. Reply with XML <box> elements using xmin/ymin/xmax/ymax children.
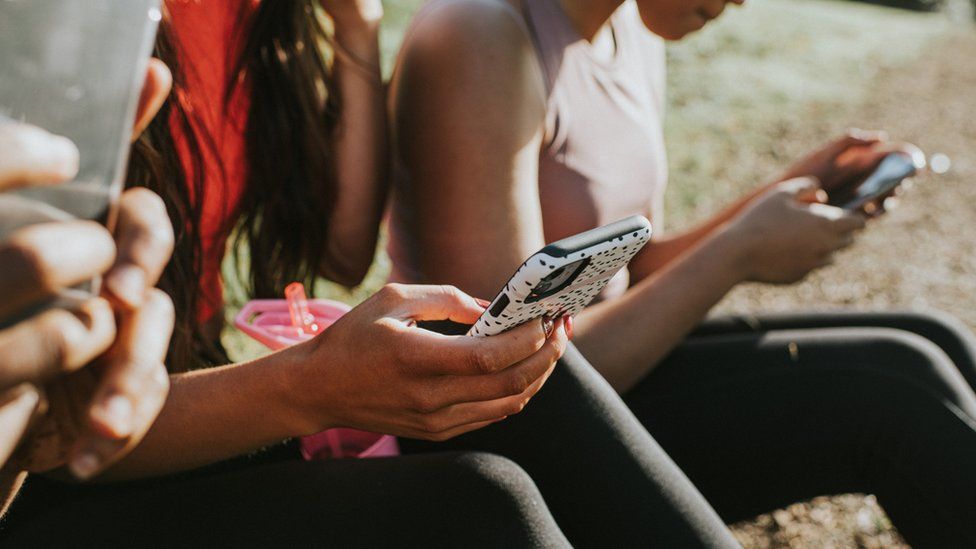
<box><xmin>225</xmin><ymin>0</ymin><xmax>976</xmax><ymax>546</ymax></box>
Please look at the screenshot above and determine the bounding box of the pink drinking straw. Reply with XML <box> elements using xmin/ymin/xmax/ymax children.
<box><xmin>284</xmin><ymin>282</ymin><xmax>341</xmax><ymax>455</ymax></box>
<box><xmin>284</xmin><ymin>282</ymin><xmax>320</xmax><ymax>335</ymax></box>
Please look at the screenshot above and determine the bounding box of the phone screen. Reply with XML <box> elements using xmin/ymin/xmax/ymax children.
<box><xmin>0</xmin><ymin>0</ymin><xmax>162</xmax><ymax>238</ymax></box>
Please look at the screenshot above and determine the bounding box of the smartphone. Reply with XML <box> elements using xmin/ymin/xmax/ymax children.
<box><xmin>0</xmin><ymin>0</ymin><xmax>162</xmax><ymax>238</ymax></box>
<box><xmin>468</xmin><ymin>216</ymin><xmax>652</xmax><ymax>337</ymax></box>
<box><xmin>828</xmin><ymin>149</ymin><xmax>926</xmax><ymax>211</ymax></box>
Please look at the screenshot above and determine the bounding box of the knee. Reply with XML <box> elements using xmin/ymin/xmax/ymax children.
<box><xmin>448</xmin><ymin>452</ymin><xmax>542</xmax><ymax>508</ymax></box>
<box><xmin>446</xmin><ymin>453</ymin><xmax>565</xmax><ymax>546</ymax></box>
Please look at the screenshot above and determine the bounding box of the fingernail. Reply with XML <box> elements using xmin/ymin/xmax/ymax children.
<box><xmin>92</xmin><ymin>394</ymin><xmax>133</xmax><ymax>437</ymax></box>
<box><xmin>541</xmin><ymin>317</ymin><xmax>555</xmax><ymax>339</ymax></box>
<box><xmin>475</xmin><ymin>298</ymin><xmax>492</xmax><ymax>309</ymax></box>
<box><xmin>565</xmin><ymin>315</ymin><xmax>574</xmax><ymax>340</ymax></box>
<box><xmin>69</xmin><ymin>450</ymin><xmax>101</xmax><ymax>480</ymax></box>
<box><xmin>106</xmin><ymin>265</ymin><xmax>146</xmax><ymax>308</ymax></box>
<box><xmin>50</xmin><ymin>136</ymin><xmax>79</xmax><ymax>180</ymax></box>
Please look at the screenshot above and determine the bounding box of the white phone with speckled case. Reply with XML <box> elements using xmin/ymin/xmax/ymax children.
<box><xmin>468</xmin><ymin>216</ymin><xmax>652</xmax><ymax>337</ymax></box>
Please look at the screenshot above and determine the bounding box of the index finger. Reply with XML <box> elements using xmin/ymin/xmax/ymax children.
<box><xmin>0</xmin><ymin>221</ymin><xmax>116</xmax><ymax>319</ymax></box>
<box><xmin>406</xmin><ymin>316</ymin><xmax>551</xmax><ymax>376</ymax></box>
<box><xmin>69</xmin><ymin>289</ymin><xmax>173</xmax><ymax>479</ymax></box>
<box><xmin>382</xmin><ymin>284</ymin><xmax>486</xmax><ymax>325</ymax></box>
<box><xmin>103</xmin><ymin>188</ymin><xmax>175</xmax><ymax>309</ymax></box>
<box><xmin>0</xmin><ymin>123</ymin><xmax>79</xmax><ymax>191</ymax></box>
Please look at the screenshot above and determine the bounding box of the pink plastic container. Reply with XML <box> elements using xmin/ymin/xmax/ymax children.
<box><xmin>234</xmin><ymin>294</ymin><xmax>399</xmax><ymax>460</ymax></box>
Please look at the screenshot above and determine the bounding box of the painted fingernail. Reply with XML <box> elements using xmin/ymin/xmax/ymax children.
<box><xmin>92</xmin><ymin>394</ymin><xmax>133</xmax><ymax>437</ymax></box>
<box><xmin>475</xmin><ymin>298</ymin><xmax>492</xmax><ymax>309</ymax></box>
<box><xmin>69</xmin><ymin>450</ymin><xmax>101</xmax><ymax>480</ymax></box>
<box><xmin>565</xmin><ymin>315</ymin><xmax>574</xmax><ymax>340</ymax></box>
<box><xmin>106</xmin><ymin>265</ymin><xmax>146</xmax><ymax>308</ymax></box>
<box><xmin>541</xmin><ymin>317</ymin><xmax>555</xmax><ymax>339</ymax></box>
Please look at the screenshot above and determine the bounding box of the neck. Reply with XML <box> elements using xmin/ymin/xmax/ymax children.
<box><xmin>559</xmin><ymin>0</ymin><xmax>624</xmax><ymax>41</ymax></box>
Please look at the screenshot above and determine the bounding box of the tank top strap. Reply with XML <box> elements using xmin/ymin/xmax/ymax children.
<box><xmin>609</xmin><ymin>1</ymin><xmax>667</xmax><ymax>113</ymax></box>
<box><xmin>520</xmin><ymin>0</ymin><xmax>579</xmax><ymax>95</ymax></box>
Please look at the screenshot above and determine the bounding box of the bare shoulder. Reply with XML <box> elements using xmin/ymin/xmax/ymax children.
<box><xmin>392</xmin><ymin>0</ymin><xmax>546</xmax><ymax>134</ymax></box>
<box><xmin>397</xmin><ymin>0</ymin><xmax>539</xmax><ymax>80</ymax></box>
<box><xmin>407</xmin><ymin>0</ymin><xmax>529</xmax><ymax>45</ymax></box>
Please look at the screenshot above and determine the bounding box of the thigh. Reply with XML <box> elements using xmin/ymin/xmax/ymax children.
<box><xmin>1</xmin><ymin>453</ymin><xmax>568</xmax><ymax>548</ymax></box>
<box><xmin>625</xmin><ymin>327</ymin><xmax>976</xmax><ymax>545</ymax></box>
<box><xmin>402</xmin><ymin>344</ymin><xmax>739</xmax><ymax>549</ymax></box>
<box><xmin>696</xmin><ymin>310</ymin><xmax>976</xmax><ymax>390</ymax></box>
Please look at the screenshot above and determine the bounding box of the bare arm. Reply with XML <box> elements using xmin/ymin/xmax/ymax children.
<box><xmin>628</xmin><ymin>132</ymin><xmax>891</xmax><ymax>283</ymax></box>
<box><xmin>95</xmin><ymin>284</ymin><xmax>568</xmax><ymax>479</ymax></box>
<box><xmin>627</xmin><ymin>195</ymin><xmax>759</xmax><ymax>283</ymax></box>
<box><xmin>391</xmin><ymin>0</ymin><xmax>549</xmax><ymax>300</ymax></box>
<box><xmin>575</xmin><ymin>179</ymin><xmax>866</xmax><ymax>391</ymax></box>
<box><xmin>97</xmin><ymin>351</ymin><xmax>303</xmax><ymax>478</ymax></box>
<box><xmin>318</xmin><ymin>6</ymin><xmax>388</xmax><ymax>286</ymax></box>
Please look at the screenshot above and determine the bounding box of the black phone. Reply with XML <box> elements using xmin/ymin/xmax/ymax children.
<box><xmin>828</xmin><ymin>150</ymin><xmax>926</xmax><ymax>211</ymax></box>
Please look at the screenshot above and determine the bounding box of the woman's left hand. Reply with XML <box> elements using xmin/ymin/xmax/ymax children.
<box><xmin>779</xmin><ymin>130</ymin><xmax>891</xmax><ymax>193</ymax></box>
<box><xmin>319</xmin><ymin>0</ymin><xmax>383</xmax><ymax>36</ymax></box>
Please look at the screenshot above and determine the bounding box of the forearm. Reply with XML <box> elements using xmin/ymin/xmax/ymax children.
<box><xmin>629</xmin><ymin>184</ymin><xmax>771</xmax><ymax>282</ymax></box>
<box><xmin>98</xmin><ymin>345</ymin><xmax>314</xmax><ymax>480</ymax></box>
<box><xmin>574</xmin><ymin>226</ymin><xmax>747</xmax><ymax>392</ymax></box>
<box><xmin>321</xmin><ymin>25</ymin><xmax>388</xmax><ymax>285</ymax></box>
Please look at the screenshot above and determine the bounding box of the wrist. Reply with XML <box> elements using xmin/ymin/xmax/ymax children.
<box><xmin>260</xmin><ymin>341</ymin><xmax>336</xmax><ymax>438</ymax></box>
<box><xmin>711</xmin><ymin>221</ymin><xmax>755</xmax><ymax>284</ymax></box>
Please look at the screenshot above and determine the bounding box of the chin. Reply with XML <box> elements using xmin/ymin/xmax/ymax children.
<box><xmin>639</xmin><ymin>16</ymin><xmax>701</xmax><ymax>41</ymax></box>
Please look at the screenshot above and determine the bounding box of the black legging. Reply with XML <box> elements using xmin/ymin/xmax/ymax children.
<box><xmin>1</xmin><ymin>452</ymin><xmax>568</xmax><ymax>547</ymax></box>
<box><xmin>623</xmin><ymin>310</ymin><xmax>976</xmax><ymax>547</ymax></box>
<box><xmin>0</xmin><ymin>344</ymin><xmax>737</xmax><ymax>548</ymax></box>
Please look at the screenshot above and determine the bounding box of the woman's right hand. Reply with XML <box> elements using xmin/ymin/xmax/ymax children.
<box><xmin>285</xmin><ymin>284</ymin><xmax>568</xmax><ymax>441</ymax></box>
<box><xmin>725</xmin><ymin>177</ymin><xmax>866</xmax><ymax>285</ymax></box>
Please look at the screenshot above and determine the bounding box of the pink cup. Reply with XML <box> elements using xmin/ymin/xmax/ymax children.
<box><xmin>234</xmin><ymin>297</ymin><xmax>400</xmax><ymax>460</ymax></box>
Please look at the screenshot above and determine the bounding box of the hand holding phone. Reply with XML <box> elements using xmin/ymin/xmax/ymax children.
<box><xmin>469</xmin><ymin>216</ymin><xmax>652</xmax><ymax>337</ymax></box>
<box><xmin>828</xmin><ymin>147</ymin><xmax>926</xmax><ymax>211</ymax></box>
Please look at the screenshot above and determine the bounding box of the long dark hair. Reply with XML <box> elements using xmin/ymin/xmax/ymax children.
<box><xmin>126</xmin><ymin>0</ymin><xmax>340</xmax><ymax>371</ymax></box>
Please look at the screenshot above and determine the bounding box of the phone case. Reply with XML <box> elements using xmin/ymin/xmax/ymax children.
<box><xmin>468</xmin><ymin>215</ymin><xmax>652</xmax><ymax>337</ymax></box>
<box><xmin>0</xmin><ymin>0</ymin><xmax>162</xmax><ymax>230</ymax></box>
<box><xmin>828</xmin><ymin>149</ymin><xmax>925</xmax><ymax>210</ymax></box>
<box><xmin>839</xmin><ymin>151</ymin><xmax>923</xmax><ymax>210</ymax></box>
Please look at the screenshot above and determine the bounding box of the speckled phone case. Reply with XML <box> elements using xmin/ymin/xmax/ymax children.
<box><xmin>468</xmin><ymin>216</ymin><xmax>652</xmax><ymax>337</ymax></box>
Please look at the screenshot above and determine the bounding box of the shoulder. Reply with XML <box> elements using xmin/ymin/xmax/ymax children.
<box><xmin>393</xmin><ymin>0</ymin><xmax>546</xmax><ymax>122</ymax></box>
<box><xmin>398</xmin><ymin>0</ymin><xmax>538</xmax><ymax>75</ymax></box>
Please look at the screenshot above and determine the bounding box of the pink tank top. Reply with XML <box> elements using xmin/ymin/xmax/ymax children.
<box><xmin>388</xmin><ymin>0</ymin><xmax>668</xmax><ymax>300</ymax></box>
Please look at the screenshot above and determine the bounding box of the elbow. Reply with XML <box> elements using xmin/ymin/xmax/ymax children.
<box><xmin>318</xmin><ymin>244</ymin><xmax>377</xmax><ymax>288</ymax></box>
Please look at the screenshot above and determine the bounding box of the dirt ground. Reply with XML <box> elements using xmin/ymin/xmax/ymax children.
<box><xmin>721</xmin><ymin>28</ymin><xmax>976</xmax><ymax>548</ymax></box>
